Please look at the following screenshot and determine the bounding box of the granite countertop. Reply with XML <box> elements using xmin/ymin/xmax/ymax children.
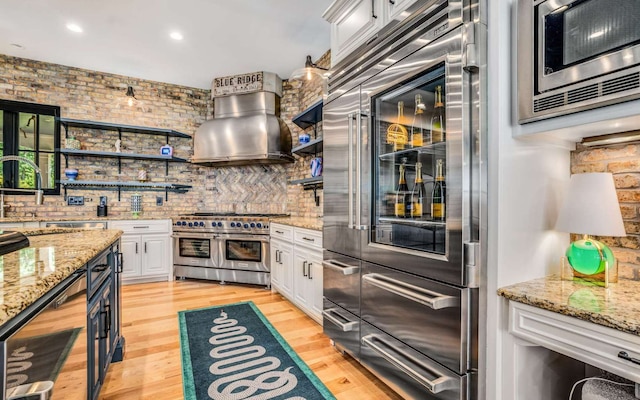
<box><xmin>498</xmin><ymin>276</ymin><xmax>640</xmax><ymax>336</ymax></box>
<box><xmin>270</xmin><ymin>216</ymin><xmax>323</xmax><ymax>231</ymax></box>
<box><xmin>0</xmin><ymin>216</ymin><xmax>170</xmax><ymax>223</ymax></box>
<box><xmin>0</xmin><ymin>228</ymin><xmax>123</xmax><ymax>326</ymax></box>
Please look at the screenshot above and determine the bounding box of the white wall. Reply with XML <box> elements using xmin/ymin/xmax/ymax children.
<box><xmin>484</xmin><ymin>0</ymin><xmax>571</xmax><ymax>398</ymax></box>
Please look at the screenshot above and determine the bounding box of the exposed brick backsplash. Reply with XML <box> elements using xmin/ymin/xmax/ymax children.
<box><xmin>572</xmin><ymin>141</ymin><xmax>640</xmax><ymax>279</ymax></box>
<box><xmin>0</xmin><ymin>51</ymin><xmax>329</xmax><ymax>220</ymax></box>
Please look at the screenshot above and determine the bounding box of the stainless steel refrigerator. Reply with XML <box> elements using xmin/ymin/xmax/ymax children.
<box><xmin>322</xmin><ymin>1</ymin><xmax>485</xmax><ymax>399</ymax></box>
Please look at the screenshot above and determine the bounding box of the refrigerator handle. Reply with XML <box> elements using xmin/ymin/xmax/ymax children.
<box><xmin>323</xmin><ymin>308</ymin><xmax>358</xmax><ymax>332</ymax></box>
<box><xmin>362</xmin><ymin>273</ymin><xmax>458</xmax><ymax>310</ymax></box>
<box><xmin>355</xmin><ymin>111</ymin><xmax>362</xmax><ymax>230</ymax></box>
<box><xmin>361</xmin><ymin>334</ymin><xmax>457</xmax><ymax>394</ymax></box>
<box><xmin>323</xmin><ymin>259</ymin><xmax>360</xmax><ymax>275</ymax></box>
<box><xmin>348</xmin><ymin>112</ymin><xmax>355</xmax><ymax>229</ymax></box>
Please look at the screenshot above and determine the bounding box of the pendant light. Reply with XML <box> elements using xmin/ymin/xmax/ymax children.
<box><xmin>289</xmin><ymin>55</ymin><xmax>330</xmax><ymax>81</ymax></box>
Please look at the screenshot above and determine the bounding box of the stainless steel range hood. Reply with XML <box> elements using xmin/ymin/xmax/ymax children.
<box><xmin>192</xmin><ymin>84</ymin><xmax>294</xmax><ymax>166</ymax></box>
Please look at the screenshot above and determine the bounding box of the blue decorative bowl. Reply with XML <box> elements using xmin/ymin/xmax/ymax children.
<box><xmin>64</xmin><ymin>168</ymin><xmax>79</xmax><ymax>181</ymax></box>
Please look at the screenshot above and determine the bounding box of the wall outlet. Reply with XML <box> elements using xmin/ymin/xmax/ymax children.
<box><xmin>67</xmin><ymin>196</ymin><xmax>84</xmax><ymax>206</ymax></box>
<box><xmin>156</xmin><ymin>196</ymin><xmax>163</xmax><ymax>206</ymax></box>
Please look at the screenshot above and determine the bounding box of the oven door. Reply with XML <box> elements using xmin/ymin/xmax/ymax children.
<box><xmin>537</xmin><ymin>0</ymin><xmax>640</xmax><ymax>92</ymax></box>
<box><xmin>218</xmin><ymin>234</ymin><xmax>269</xmax><ymax>272</ymax></box>
<box><xmin>172</xmin><ymin>232</ymin><xmax>219</xmax><ymax>268</ymax></box>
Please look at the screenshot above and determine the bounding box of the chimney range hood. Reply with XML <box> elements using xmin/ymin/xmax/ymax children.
<box><xmin>192</xmin><ymin>72</ymin><xmax>294</xmax><ymax>167</ymax></box>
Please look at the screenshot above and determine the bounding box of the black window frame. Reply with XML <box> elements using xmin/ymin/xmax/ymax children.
<box><xmin>0</xmin><ymin>99</ymin><xmax>61</xmax><ymax>196</ymax></box>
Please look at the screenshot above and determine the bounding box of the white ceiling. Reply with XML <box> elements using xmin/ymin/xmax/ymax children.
<box><xmin>0</xmin><ymin>0</ymin><xmax>332</xmax><ymax>89</ymax></box>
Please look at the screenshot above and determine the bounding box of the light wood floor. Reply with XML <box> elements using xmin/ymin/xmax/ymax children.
<box><xmin>100</xmin><ymin>280</ymin><xmax>403</xmax><ymax>400</ymax></box>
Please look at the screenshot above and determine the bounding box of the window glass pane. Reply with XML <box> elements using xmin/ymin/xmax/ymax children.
<box><xmin>39</xmin><ymin>152</ymin><xmax>55</xmax><ymax>189</ymax></box>
<box><xmin>38</xmin><ymin>115</ymin><xmax>55</xmax><ymax>152</ymax></box>
<box><xmin>18</xmin><ymin>113</ymin><xmax>37</xmax><ymax>151</ymax></box>
<box><xmin>17</xmin><ymin>151</ymin><xmax>37</xmax><ymax>189</ymax></box>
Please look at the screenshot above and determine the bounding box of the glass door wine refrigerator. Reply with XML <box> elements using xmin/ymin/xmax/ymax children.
<box><xmin>322</xmin><ymin>1</ymin><xmax>485</xmax><ymax>399</ymax></box>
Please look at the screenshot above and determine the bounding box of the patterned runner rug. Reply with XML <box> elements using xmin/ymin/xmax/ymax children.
<box><xmin>178</xmin><ymin>301</ymin><xmax>336</xmax><ymax>400</ymax></box>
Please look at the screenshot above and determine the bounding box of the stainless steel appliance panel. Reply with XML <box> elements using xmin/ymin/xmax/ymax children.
<box><xmin>323</xmin><ymin>250</ymin><xmax>361</xmax><ymax>316</ymax></box>
<box><xmin>323</xmin><ymin>85</ymin><xmax>366</xmax><ymax>259</ymax></box>
<box><xmin>172</xmin><ymin>232</ymin><xmax>219</xmax><ymax>268</ymax></box>
<box><xmin>219</xmin><ymin>234</ymin><xmax>269</xmax><ymax>272</ymax></box>
<box><xmin>517</xmin><ymin>0</ymin><xmax>640</xmax><ymax>122</ymax></box>
<box><xmin>360</xmin><ymin>321</ymin><xmax>468</xmax><ymax>400</ymax></box>
<box><xmin>323</xmin><ymin>298</ymin><xmax>360</xmax><ymax>360</ymax></box>
<box><xmin>174</xmin><ymin>265</ymin><xmax>270</xmax><ymax>287</ymax></box>
<box><xmin>359</xmin><ymin>26</ymin><xmax>472</xmax><ymax>287</ymax></box>
<box><xmin>361</xmin><ymin>262</ymin><xmax>469</xmax><ymax>374</ymax></box>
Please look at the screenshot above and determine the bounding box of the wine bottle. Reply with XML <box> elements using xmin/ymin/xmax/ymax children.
<box><xmin>411</xmin><ymin>161</ymin><xmax>426</xmax><ymax>218</ymax></box>
<box><xmin>395</xmin><ymin>162</ymin><xmax>409</xmax><ymax>218</ymax></box>
<box><xmin>430</xmin><ymin>85</ymin><xmax>445</xmax><ymax>143</ymax></box>
<box><xmin>386</xmin><ymin>102</ymin><xmax>408</xmax><ymax>152</ymax></box>
<box><xmin>411</xmin><ymin>94</ymin><xmax>425</xmax><ymax>148</ymax></box>
<box><xmin>431</xmin><ymin>159</ymin><xmax>445</xmax><ymax>220</ymax></box>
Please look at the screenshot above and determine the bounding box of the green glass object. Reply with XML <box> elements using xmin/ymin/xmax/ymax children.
<box><xmin>566</xmin><ymin>238</ymin><xmax>615</xmax><ymax>275</ymax></box>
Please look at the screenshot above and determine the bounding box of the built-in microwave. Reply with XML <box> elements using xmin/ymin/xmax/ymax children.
<box><xmin>517</xmin><ymin>0</ymin><xmax>640</xmax><ymax>123</ymax></box>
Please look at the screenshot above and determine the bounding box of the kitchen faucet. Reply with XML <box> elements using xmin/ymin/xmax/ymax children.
<box><xmin>0</xmin><ymin>155</ymin><xmax>44</xmax><ymax>218</ymax></box>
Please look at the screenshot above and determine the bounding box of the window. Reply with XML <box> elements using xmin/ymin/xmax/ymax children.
<box><xmin>0</xmin><ymin>100</ymin><xmax>60</xmax><ymax>195</ymax></box>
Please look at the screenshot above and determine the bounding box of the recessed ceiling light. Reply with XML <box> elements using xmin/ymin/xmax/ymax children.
<box><xmin>66</xmin><ymin>23</ymin><xmax>83</xmax><ymax>33</ymax></box>
<box><xmin>170</xmin><ymin>31</ymin><xmax>183</xmax><ymax>41</ymax></box>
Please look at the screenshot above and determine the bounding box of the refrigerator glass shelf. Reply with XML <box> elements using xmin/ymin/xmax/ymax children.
<box><xmin>379</xmin><ymin>141</ymin><xmax>446</xmax><ymax>161</ymax></box>
<box><xmin>378</xmin><ymin>216</ymin><xmax>446</xmax><ymax>227</ymax></box>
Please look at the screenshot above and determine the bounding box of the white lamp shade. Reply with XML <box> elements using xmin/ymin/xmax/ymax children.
<box><xmin>555</xmin><ymin>172</ymin><xmax>626</xmax><ymax>236</ymax></box>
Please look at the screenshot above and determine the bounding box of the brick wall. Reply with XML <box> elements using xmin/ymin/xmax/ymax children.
<box><xmin>281</xmin><ymin>51</ymin><xmax>330</xmax><ymax>219</ymax></box>
<box><xmin>0</xmin><ymin>53</ymin><xmax>328</xmax><ymax>219</ymax></box>
<box><xmin>571</xmin><ymin>142</ymin><xmax>640</xmax><ymax>279</ymax></box>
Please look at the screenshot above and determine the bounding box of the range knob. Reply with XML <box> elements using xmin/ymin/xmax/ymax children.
<box><xmin>199</xmin><ymin>221</ymin><xmax>205</xmax><ymax>227</ymax></box>
<box><xmin>175</xmin><ymin>221</ymin><xmax>181</xmax><ymax>226</ymax></box>
<box><xmin>188</xmin><ymin>222</ymin><xmax>193</xmax><ymax>227</ymax></box>
<box><xmin>211</xmin><ymin>222</ymin><xmax>216</xmax><ymax>227</ymax></box>
<box><xmin>230</xmin><ymin>222</ymin><xmax>236</xmax><ymax>227</ymax></box>
<box><xmin>256</xmin><ymin>223</ymin><xmax>262</xmax><ymax>228</ymax></box>
<box><xmin>181</xmin><ymin>221</ymin><xmax>187</xmax><ymax>226</ymax></box>
<box><xmin>217</xmin><ymin>222</ymin><xmax>223</xmax><ymax>227</ymax></box>
<box><xmin>250</xmin><ymin>223</ymin><xmax>256</xmax><ymax>228</ymax></box>
<box><xmin>243</xmin><ymin>223</ymin><xmax>249</xmax><ymax>229</ymax></box>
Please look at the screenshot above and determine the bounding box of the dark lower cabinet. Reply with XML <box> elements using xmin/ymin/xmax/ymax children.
<box><xmin>87</xmin><ymin>241</ymin><xmax>123</xmax><ymax>400</ymax></box>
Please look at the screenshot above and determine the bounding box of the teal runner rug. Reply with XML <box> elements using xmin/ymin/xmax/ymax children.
<box><xmin>178</xmin><ymin>301</ymin><xmax>336</xmax><ymax>400</ymax></box>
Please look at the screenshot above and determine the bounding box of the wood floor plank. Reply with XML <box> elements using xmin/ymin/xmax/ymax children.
<box><xmin>98</xmin><ymin>280</ymin><xmax>403</xmax><ymax>400</ymax></box>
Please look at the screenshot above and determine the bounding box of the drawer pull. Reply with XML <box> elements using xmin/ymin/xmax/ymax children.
<box><xmin>362</xmin><ymin>334</ymin><xmax>456</xmax><ymax>394</ymax></box>
<box><xmin>363</xmin><ymin>273</ymin><xmax>457</xmax><ymax>310</ymax></box>
<box><xmin>302</xmin><ymin>236</ymin><xmax>315</xmax><ymax>242</ymax></box>
<box><xmin>323</xmin><ymin>260</ymin><xmax>359</xmax><ymax>276</ymax></box>
<box><xmin>323</xmin><ymin>308</ymin><xmax>358</xmax><ymax>332</ymax></box>
<box><xmin>275</xmin><ymin>230</ymin><xmax>284</xmax><ymax>234</ymax></box>
<box><xmin>618</xmin><ymin>351</ymin><xmax>640</xmax><ymax>365</ymax></box>
<box><xmin>133</xmin><ymin>226</ymin><xmax>150</xmax><ymax>229</ymax></box>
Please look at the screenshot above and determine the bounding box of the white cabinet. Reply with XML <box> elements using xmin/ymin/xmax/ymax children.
<box><xmin>324</xmin><ymin>0</ymin><xmax>384</xmax><ymax>66</ymax></box>
<box><xmin>270</xmin><ymin>239</ymin><xmax>293</xmax><ymax>299</ymax></box>
<box><xmin>323</xmin><ymin>0</ymin><xmax>421</xmax><ymax>66</ymax></box>
<box><xmin>270</xmin><ymin>223</ymin><xmax>323</xmax><ymax>324</ymax></box>
<box><xmin>109</xmin><ymin>220</ymin><xmax>171</xmax><ymax>284</ymax></box>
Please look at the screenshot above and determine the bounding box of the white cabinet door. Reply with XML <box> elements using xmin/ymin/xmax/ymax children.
<box><xmin>386</xmin><ymin>0</ymin><xmax>418</xmax><ymax>22</ymax></box>
<box><xmin>307</xmin><ymin>252</ymin><xmax>324</xmax><ymax>321</ymax></box>
<box><xmin>270</xmin><ymin>241</ymin><xmax>283</xmax><ymax>291</ymax></box>
<box><xmin>324</xmin><ymin>0</ymin><xmax>384</xmax><ymax>66</ymax></box>
<box><xmin>141</xmin><ymin>234</ymin><xmax>170</xmax><ymax>276</ymax></box>
<box><xmin>271</xmin><ymin>240</ymin><xmax>294</xmax><ymax>300</ymax></box>
<box><xmin>119</xmin><ymin>235</ymin><xmax>142</xmax><ymax>279</ymax></box>
<box><xmin>279</xmin><ymin>243</ymin><xmax>294</xmax><ymax>300</ymax></box>
<box><xmin>293</xmin><ymin>252</ymin><xmax>311</xmax><ymax>310</ymax></box>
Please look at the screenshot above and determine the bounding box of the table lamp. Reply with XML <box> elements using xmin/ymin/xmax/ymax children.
<box><xmin>555</xmin><ymin>173</ymin><xmax>626</xmax><ymax>286</ymax></box>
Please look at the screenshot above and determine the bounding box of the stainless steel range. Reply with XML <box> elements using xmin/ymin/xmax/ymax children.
<box><xmin>172</xmin><ymin>213</ymin><xmax>284</xmax><ymax>287</ymax></box>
